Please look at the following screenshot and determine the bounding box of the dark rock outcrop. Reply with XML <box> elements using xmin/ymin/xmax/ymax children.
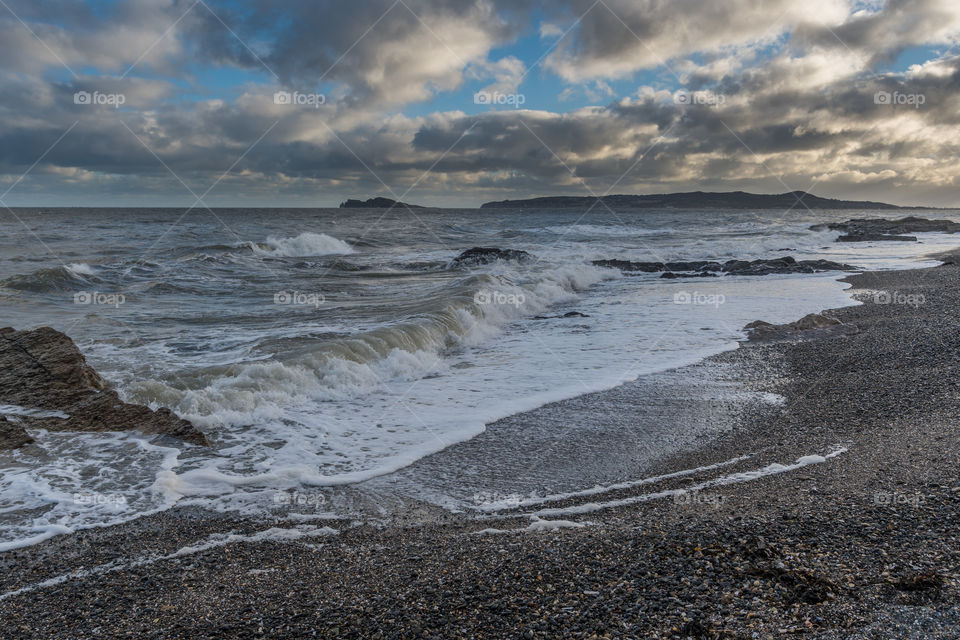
<box><xmin>533</xmin><ymin>311</ymin><xmax>590</xmax><ymax>319</ymax></box>
<box><xmin>837</xmin><ymin>234</ymin><xmax>917</xmax><ymax>242</ymax></box>
<box><xmin>0</xmin><ymin>327</ymin><xmax>208</xmax><ymax>448</ymax></box>
<box><xmin>339</xmin><ymin>197</ymin><xmax>424</xmax><ymax>209</ymax></box>
<box><xmin>659</xmin><ymin>271</ymin><xmax>719</xmax><ymax>279</ymax></box>
<box><xmin>813</xmin><ymin>216</ymin><xmax>960</xmax><ymax>242</ymax></box>
<box><xmin>592</xmin><ymin>256</ymin><xmax>858</xmax><ymax>277</ymax></box>
<box><xmin>451</xmin><ymin>247</ymin><xmax>535</xmax><ymax>267</ymax></box>
<box><xmin>744</xmin><ymin>313</ymin><xmax>856</xmax><ymax>341</ymax></box>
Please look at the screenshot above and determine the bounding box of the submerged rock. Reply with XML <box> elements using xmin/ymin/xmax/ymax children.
<box><xmin>593</xmin><ymin>256</ymin><xmax>858</xmax><ymax>277</ymax></box>
<box><xmin>451</xmin><ymin>247</ymin><xmax>535</xmax><ymax>267</ymax></box>
<box><xmin>0</xmin><ymin>327</ymin><xmax>208</xmax><ymax>448</ymax></box>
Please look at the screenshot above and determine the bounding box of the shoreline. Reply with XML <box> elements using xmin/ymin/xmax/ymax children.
<box><xmin>2</xmin><ymin>258</ymin><xmax>960</xmax><ymax>638</ymax></box>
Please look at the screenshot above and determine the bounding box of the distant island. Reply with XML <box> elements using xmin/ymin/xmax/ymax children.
<box><xmin>339</xmin><ymin>197</ymin><xmax>425</xmax><ymax>209</ymax></box>
<box><xmin>479</xmin><ymin>191</ymin><xmax>931</xmax><ymax>210</ymax></box>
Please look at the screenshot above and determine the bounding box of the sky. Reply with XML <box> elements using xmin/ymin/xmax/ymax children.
<box><xmin>0</xmin><ymin>0</ymin><xmax>959</xmax><ymax>207</ymax></box>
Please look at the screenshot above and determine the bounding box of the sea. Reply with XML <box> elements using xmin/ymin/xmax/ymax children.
<box><xmin>1</xmin><ymin>206</ymin><xmax>958</xmax><ymax>549</ymax></box>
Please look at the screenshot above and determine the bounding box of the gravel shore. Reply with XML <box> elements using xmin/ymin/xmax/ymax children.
<box><xmin>2</xmin><ymin>260</ymin><xmax>960</xmax><ymax>639</ymax></box>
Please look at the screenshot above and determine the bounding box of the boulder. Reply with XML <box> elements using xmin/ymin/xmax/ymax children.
<box><xmin>0</xmin><ymin>327</ymin><xmax>208</xmax><ymax>448</ymax></box>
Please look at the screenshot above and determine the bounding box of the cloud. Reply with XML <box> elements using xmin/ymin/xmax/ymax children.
<box><xmin>541</xmin><ymin>0</ymin><xmax>850</xmax><ymax>82</ymax></box>
<box><xmin>0</xmin><ymin>0</ymin><xmax>959</xmax><ymax>207</ymax></box>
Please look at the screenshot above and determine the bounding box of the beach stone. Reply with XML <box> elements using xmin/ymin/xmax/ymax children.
<box><xmin>0</xmin><ymin>326</ymin><xmax>208</xmax><ymax>447</ymax></box>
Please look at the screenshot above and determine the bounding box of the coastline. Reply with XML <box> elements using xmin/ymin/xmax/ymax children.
<box><xmin>2</xmin><ymin>258</ymin><xmax>960</xmax><ymax>638</ymax></box>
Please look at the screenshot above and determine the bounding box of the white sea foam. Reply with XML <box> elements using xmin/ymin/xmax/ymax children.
<box><xmin>543</xmin><ymin>224</ymin><xmax>675</xmax><ymax>237</ymax></box>
<box><xmin>470</xmin><ymin>518</ymin><xmax>591</xmax><ymax>535</ymax></box>
<box><xmin>65</xmin><ymin>262</ymin><xmax>96</xmax><ymax>276</ymax></box>
<box><xmin>529</xmin><ymin>446</ymin><xmax>848</xmax><ymax>517</ymax></box>
<box><xmin>472</xmin><ymin>453</ymin><xmax>755</xmax><ymax>511</ymax></box>
<box><xmin>0</xmin><ymin>404</ymin><xmax>70</xmax><ymax>419</ymax></box>
<box><xmin>254</xmin><ymin>232</ymin><xmax>354</xmax><ymax>257</ymax></box>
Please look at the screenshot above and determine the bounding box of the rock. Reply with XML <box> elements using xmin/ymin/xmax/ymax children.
<box><xmin>837</xmin><ymin>234</ymin><xmax>917</xmax><ymax>242</ymax></box>
<box><xmin>0</xmin><ymin>416</ymin><xmax>33</xmax><ymax>449</ymax></box>
<box><xmin>791</xmin><ymin>314</ymin><xmax>843</xmax><ymax>330</ymax></box>
<box><xmin>592</xmin><ymin>256</ymin><xmax>858</xmax><ymax>277</ymax></box>
<box><xmin>813</xmin><ymin>216</ymin><xmax>960</xmax><ymax>242</ymax></box>
<box><xmin>451</xmin><ymin>247</ymin><xmax>535</xmax><ymax>267</ymax></box>
<box><xmin>659</xmin><ymin>272</ymin><xmax>719</xmax><ymax>279</ymax></box>
<box><xmin>0</xmin><ymin>327</ymin><xmax>208</xmax><ymax>448</ymax></box>
<box><xmin>743</xmin><ymin>314</ymin><xmax>854</xmax><ymax>341</ymax></box>
<box><xmin>533</xmin><ymin>311</ymin><xmax>590</xmax><ymax>319</ymax></box>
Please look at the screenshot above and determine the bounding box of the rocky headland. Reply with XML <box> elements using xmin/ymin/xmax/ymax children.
<box><xmin>339</xmin><ymin>197</ymin><xmax>425</xmax><ymax>209</ymax></box>
<box><xmin>480</xmin><ymin>190</ymin><xmax>928</xmax><ymax>210</ymax></box>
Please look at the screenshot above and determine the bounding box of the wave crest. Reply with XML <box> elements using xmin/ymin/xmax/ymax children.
<box><xmin>252</xmin><ymin>232</ymin><xmax>354</xmax><ymax>257</ymax></box>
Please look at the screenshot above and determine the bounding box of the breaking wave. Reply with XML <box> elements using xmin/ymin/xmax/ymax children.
<box><xmin>250</xmin><ymin>232</ymin><xmax>354</xmax><ymax>257</ymax></box>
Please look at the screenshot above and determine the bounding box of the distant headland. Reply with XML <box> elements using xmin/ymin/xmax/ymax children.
<box><xmin>479</xmin><ymin>191</ymin><xmax>933</xmax><ymax>210</ymax></box>
<box><xmin>339</xmin><ymin>197</ymin><xmax>426</xmax><ymax>209</ymax></box>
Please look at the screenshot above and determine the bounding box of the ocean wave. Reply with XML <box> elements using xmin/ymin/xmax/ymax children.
<box><xmin>251</xmin><ymin>232</ymin><xmax>354</xmax><ymax>257</ymax></box>
<box><xmin>542</xmin><ymin>224</ymin><xmax>676</xmax><ymax>237</ymax></box>
<box><xmin>126</xmin><ymin>262</ymin><xmax>617</xmax><ymax>428</ymax></box>
<box><xmin>0</xmin><ymin>263</ymin><xmax>100</xmax><ymax>292</ymax></box>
